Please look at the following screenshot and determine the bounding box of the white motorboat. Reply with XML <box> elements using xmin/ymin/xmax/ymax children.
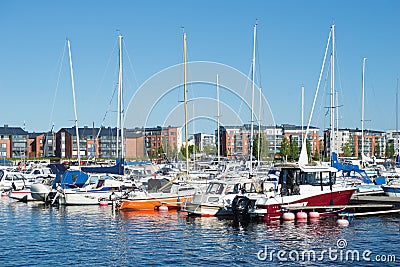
<box><xmin>8</xmin><ymin>188</ymin><xmax>37</xmax><ymax>202</ymax></box>
<box><xmin>182</xmin><ymin>178</ymin><xmax>268</xmax><ymax>217</ymax></box>
<box><xmin>29</xmin><ymin>180</ymin><xmax>53</xmax><ymax>202</ymax></box>
<box><xmin>56</xmin><ymin>174</ymin><xmax>131</xmax><ymax>205</ymax></box>
<box><xmin>0</xmin><ymin>169</ymin><xmax>30</xmax><ymax>192</ymax></box>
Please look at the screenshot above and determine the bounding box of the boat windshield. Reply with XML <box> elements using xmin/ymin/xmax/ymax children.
<box><xmin>206</xmin><ymin>183</ymin><xmax>225</xmax><ymax>195</ymax></box>
<box><xmin>224</xmin><ymin>183</ymin><xmax>240</xmax><ymax>194</ymax></box>
<box><xmin>5</xmin><ymin>174</ymin><xmax>25</xmax><ymax>181</ymax></box>
<box><xmin>300</xmin><ymin>171</ymin><xmax>335</xmax><ymax>186</ymax></box>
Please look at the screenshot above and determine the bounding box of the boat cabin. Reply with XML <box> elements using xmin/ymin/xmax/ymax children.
<box><xmin>0</xmin><ymin>170</ymin><xmax>28</xmax><ymax>190</ymax></box>
<box><xmin>205</xmin><ymin>180</ymin><xmax>258</xmax><ymax>195</ymax></box>
<box><xmin>278</xmin><ymin>165</ymin><xmax>337</xmax><ymax>196</ymax></box>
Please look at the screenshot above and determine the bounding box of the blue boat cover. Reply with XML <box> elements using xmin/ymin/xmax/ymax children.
<box><xmin>331</xmin><ymin>152</ymin><xmax>373</xmax><ymax>184</ymax></box>
<box><xmin>52</xmin><ymin>170</ymin><xmax>89</xmax><ymax>189</ymax></box>
<box><xmin>81</xmin><ymin>158</ymin><xmax>124</xmax><ymax>175</ymax></box>
<box><xmin>0</xmin><ymin>159</ymin><xmax>12</xmax><ymax>166</ymax></box>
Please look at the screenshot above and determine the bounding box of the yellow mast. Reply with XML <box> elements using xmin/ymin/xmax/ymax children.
<box><xmin>183</xmin><ymin>32</ymin><xmax>189</xmax><ymax>178</ymax></box>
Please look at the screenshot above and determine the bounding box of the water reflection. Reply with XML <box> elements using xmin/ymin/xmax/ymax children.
<box><xmin>1</xmin><ymin>196</ymin><xmax>399</xmax><ymax>266</ymax></box>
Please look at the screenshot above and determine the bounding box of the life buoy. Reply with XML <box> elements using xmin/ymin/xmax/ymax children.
<box><xmin>18</xmin><ymin>163</ymin><xmax>26</xmax><ymax>171</ymax></box>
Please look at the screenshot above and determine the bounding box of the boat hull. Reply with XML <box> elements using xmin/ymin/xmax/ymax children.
<box><xmin>382</xmin><ymin>185</ymin><xmax>400</xmax><ymax>197</ymax></box>
<box><xmin>8</xmin><ymin>190</ymin><xmax>37</xmax><ymax>202</ymax></box>
<box><xmin>118</xmin><ymin>195</ymin><xmax>192</xmax><ymax>211</ymax></box>
<box><xmin>182</xmin><ymin>202</ymin><xmax>230</xmax><ymax>217</ymax></box>
<box><xmin>254</xmin><ymin>188</ymin><xmax>356</xmax><ymax>221</ymax></box>
<box><xmin>30</xmin><ymin>183</ymin><xmax>52</xmax><ymax>202</ymax></box>
<box><xmin>59</xmin><ymin>191</ymin><xmax>124</xmax><ymax>205</ymax></box>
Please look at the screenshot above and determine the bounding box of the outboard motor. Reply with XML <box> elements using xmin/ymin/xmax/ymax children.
<box><xmin>232</xmin><ymin>195</ymin><xmax>252</xmax><ymax>222</ymax></box>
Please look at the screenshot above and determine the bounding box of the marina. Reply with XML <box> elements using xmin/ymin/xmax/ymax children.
<box><xmin>2</xmin><ymin>1</ymin><xmax>400</xmax><ymax>266</ymax></box>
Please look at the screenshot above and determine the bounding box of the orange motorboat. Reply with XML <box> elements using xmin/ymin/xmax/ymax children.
<box><xmin>117</xmin><ymin>194</ymin><xmax>193</xmax><ymax>211</ymax></box>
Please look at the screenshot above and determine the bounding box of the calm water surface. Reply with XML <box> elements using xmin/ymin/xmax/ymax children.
<box><xmin>0</xmin><ymin>197</ymin><xmax>399</xmax><ymax>266</ymax></box>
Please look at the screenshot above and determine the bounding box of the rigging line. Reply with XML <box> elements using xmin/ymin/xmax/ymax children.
<box><xmin>255</xmin><ymin>32</ymin><xmax>264</xmax><ymax>125</ymax></box>
<box><xmin>93</xmin><ymin>83</ymin><xmax>119</xmax><ymax>147</ymax></box>
<box><xmin>315</xmin><ymin>60</ymin><xmax>331</xmax><ymax>128</ymax></box>
<box><xmin>48</xmin><ymin>41</ymin><xmax>67</xmax><ymax>129</ymax></box>
<box><xmin>185</xmin><ymin>36</ymin><xmax>194</xmax><ymax>106</ymax></box>
<box><xmin>237</xmin><ymin>60</ymin><xmax>253</xmax><ymax>119</ymax></box>
<box><xmin>94</xmin><ymin>39</ymin><xmax>118</xmax><ymax>103</ymax></box>
<box><xmin>90</xmin><ymin>39</ymin><xmax>120</xmax><ymax>157</ymax></box>
<box><xmin>122</xmin><ymin>38</ymin><xmax>139</xmax><ymax>93</ymax></box>
<box><xmin>333</xmin><ymin>42</ymin><xmax>345</xmax><ymax>126</ymax></box>
<box><xmin>303</xmin><ymin>28</ymin><xmax>331</xmax><ymax>149</ymax></box>
<box><xmin>255</xmin><ymin>31</ymin><xmax>263</xmax><ymax>90</ymax></box>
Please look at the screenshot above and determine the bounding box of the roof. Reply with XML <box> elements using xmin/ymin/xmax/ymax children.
<box><xmin>60</xmin><ymin>126</ymin><xmax>118</xmax><ymax>137</ymax></box>
<box><xmin>0</xmin><ymin>126</ymin><xmax>28</xmax><ymax>135</ymax></box>
<box><xmin>28</xmin><ymin>132</ymin><xmax>45</xmax><ymax>138</ymax></box>
<box><xmin>281</xmin><ymin>124</ymin><xmax>319</xmax><ymax>131</ymax></box>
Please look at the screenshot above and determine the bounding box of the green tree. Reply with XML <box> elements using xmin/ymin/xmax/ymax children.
<box><xmin>156</xmin><ymin>146</ymin><xmax>164</xmax><ymax>158</ymax></box>
<box><xmin>342</xmin><ymin>141</ymin><xmax>352</xmax><ymax>157</ymax></box>
<box><xmin>179</xmin><ymin>144</ymin><xmax>198</xmax><ymax>159</ymax></box>
<box><xmin>253</xmin><ymin>135</ymin><xmax>269</xmax><ymax>160</ymax></box>
<box><xmin>375</xmin><ymin>143</ymin><xmax>381</xmax><ymax>158</ymax></box>
<box><xmin>390</xmin><ymin>143</ymin><xmax>395</xmax><ymax>158</ymax></box>
<box><xmin>172</xmin><ymin>145</ymin><xmax>178</xmax><ymax>161</ymax></box>
<box><xmin>203</xmin><ymin>145</ymin><xmax>216</xmax><ymax>157</ymax></box>
<box><xmin>386</xmin><ymin>142</ymin><xmax>395</xmax><ymax>158</ymax></box>
<box><xmin>290</xmin><ymin>140</ymin><xmax>299</xmax><ymax>161</ymax></box>
<box><xmin>280</xmin><ymin>137</ymin><xmax>290</xmax><ymax>161</ymax></box>
<box><xmin>312</xmin><ymin>148</ymin><xmax>320</xmax><ymax>161</ymax></box>
<box><xmin>305</xmin><ymin>139</ymin><xmax>311</xmax><ymax>160</ymax></box>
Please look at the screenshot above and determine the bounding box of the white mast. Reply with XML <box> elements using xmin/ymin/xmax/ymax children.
<box><xmin>396</xmin><ymin>79</ymin><xmax>399</xmax><ymax>157</ymax></box>
<box><xmin>258</xmin><ymin>87</ymin><xmax>262</xmax><ymax>162</ymax></box>
<box><xmin>67</xmin><ymin>39</ymin><xmax>81</xmax><ymax>169</ymax></box>
<box><xmin>250</xmin><ymin>22</ymin><xmax>257</xmax><ymax>174</ymax></box>
<box><xmin>183</xmin><ymin>32</ymin><xmax>189</xmax><ymax>177</ymax></box>
<box><xmin>299</xmin><ymin>24</ymin><xmax>331</xmax><ymax>165</ymax></box>
<box><xmin>336</xmin><ymin>90</ymin><xmax>339</xmax><ymax>152</ymax></box>
<box><xmin>301</xmin><ymin>85</ymin><xmax>304</xmax><ymax>146</ymax></box>
<box><xmin>116</xmin><ymin>33</ymin><xmax>124</xmax><ymax>159</ymax></box>
<box><xmin>361</xmin><ymin>57</ymin><xmax>366</xmax><ymax>162</ymax></box>
<box><xmin>330</xmin><ymin>24</ymin><xmax>335</xmax><ymax>158</ymax></box>
<box><xmin>192</xmin><ymin>102</ymin><xmax>196</xmax><ymax>170</ymax></box>
<box><xmin>217</xmin><ymin>74</ymin><xmax>221</xmax><ymax>166</ymax></box>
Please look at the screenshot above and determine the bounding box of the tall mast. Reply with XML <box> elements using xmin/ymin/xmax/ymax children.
<box><xmin>116</xmin><ymin>33</ymin><xmax>124</xmax><ymax>159</ymax></box>
<box><xmin>192</xmin><ymin>102</ymin><xmax>196</xmax><ymax>170</ymax></box>
<box><xmin>183</xmin><ymin>32</ymin><xmax>189</xmax><ymax>177</ymax></box>
<box><xmin>67</xmin><ymin>39</ymin><xmax>81</xmax><ymax>169</ymax></box>
<box><xmin>330</xmin><ymin>24</ymin><xmax>335</xmax><ymax>158</ymax></box>
<box><xmin>396</xmin><ymin>78</ymin><xmax>399</xmax><ymax>157</ymax></box>
<box><xmin>361</xmin><ymin>57</ymin><xmax>366</xmax><ymax>161</ymax></box>
<box><xmin>250</xmin><ymin>22</ymin><xmax>257</xmax><ymax>174</ymax></box>
<box><xmin>336</xmin><ymin>90</ymin><xmax>339</xmax><ymax>152</ymax></box>
<box><xmin>301</xmin><ymin>85</ymin><xmax>304</xmax><ymax>146</ymax></box>
<box><xmin>258</xmin><ymin>87</ymin><xmax>262</xmax><ymax>162</ymax></box>
<box><xmin>217</xmin><ymin>74</ymin><xmax>221</xmax><ymax>166</ymax></box>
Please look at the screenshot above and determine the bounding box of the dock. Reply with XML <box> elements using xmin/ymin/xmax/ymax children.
<box><xmin>280</xmin><ymin>203</ymin><xmax>399</xmax><ymax>217</ymax></box>
<box><xmin>281</xmin><ymin>204</ymin><xmax>395</xmax><ymax>211</ymax></box>
<box><xmin>349</xmin><ymin>195</ymin><xmax>400</xmax><ymax>207</ymax></box>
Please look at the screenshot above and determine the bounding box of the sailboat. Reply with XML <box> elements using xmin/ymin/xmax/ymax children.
<box><xmin>30</xmin><ymin>39</ymin><xmax>82</xmax><ymax>202</ymax></box>
<box><xmin>117</xmin><ymin>32</ymin><xmax>201</xmax><ymax>211</ymax></box>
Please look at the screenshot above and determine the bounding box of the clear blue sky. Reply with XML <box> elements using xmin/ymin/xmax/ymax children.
<box><xmin>1</xmin><ymin>0</ymin><xmax>399</xmax><ymax>134</ymax></box>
